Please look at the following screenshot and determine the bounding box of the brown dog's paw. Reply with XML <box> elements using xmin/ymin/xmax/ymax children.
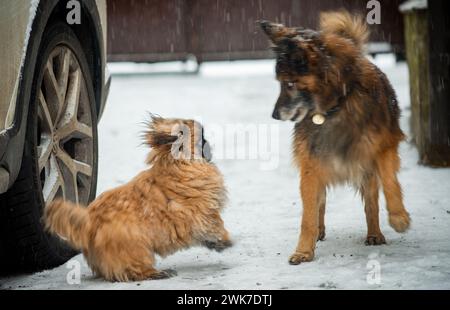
<box><xmin>203</xmin><ymin>239</ymin><xmax>233</xmax><ymax>252</ymax></box>
<box><xmin>317</xmin><ymin>229</ymin><xmax>326</xmax><ymax>241</ymax></box>
<box><xmin>149</xmin><ymin>269</ymin><xmax>177</xmax><ymax>280</ymax></box>
<box><xmin>288</xmin><ymin>252</ymin><xmax>314</xmax><ymax>265</ymax></box>
<box><xmin>389</xmin><ymin>212</ymin><xmax>410</xmax><ymax>233</ymax></box>
<box><xmin>365</xmin><ymin>234</ymin><xmax>386</xmax><ymax>246</ymax></box>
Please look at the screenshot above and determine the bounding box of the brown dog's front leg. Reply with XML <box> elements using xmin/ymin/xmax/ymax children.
<box><xmin>318</xmin><ymin>190</ymin><xmax>326</xmax><ymax>241</ymax></box>
<box><xmin>376</xmin><ymin>148</ymin><xmax>410</xmax><ymax>233</ymax></box>
<box><xmin>361</xmin><ymin>174</ymin><xmax>386</xmax><ymax>245</ymax></box>
<box><xmin>289</xmin><ymin>167</ymin><xmax>324</xmax><ymax>265</ymax></box>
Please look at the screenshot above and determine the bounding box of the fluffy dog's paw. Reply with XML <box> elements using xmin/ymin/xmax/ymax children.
<box><xmin>389</xmin><ymin>212</ymin><xmax>410</xmax><ymax>233</ymax></box>
<box><xmin>149</xmin><ymin>269</ymin><xmax>177</xmax><ymax>280</ymax></box>
<box><xmin>203</xmin><ymin>239</ymin><xmax>233</xmax><ymax>252</ymax></box>
<box><xmin>163</xmin><ymin>269</ymin><xmax>178</xmax><ymax>277</ymax></box>
<box><xmin>288</xmin><ymin>252</ymin><xmax>314</xmax><ymax>265</ymax></box>
<box><xmin>365</xmin><ymin>234</ymin><xmax>386</xmax><ymax>246</ymax></box>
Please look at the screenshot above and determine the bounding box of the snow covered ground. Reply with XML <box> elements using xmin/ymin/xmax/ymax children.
<box><xmin>2</xmin><ymin>56</ymin><xmax>450</xmax><ymax>290</ymax></box>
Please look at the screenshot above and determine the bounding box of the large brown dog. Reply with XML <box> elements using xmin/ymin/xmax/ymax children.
<box><xmin>44</xmin><ymin>116</ymin><xmax>231</xmax><ymax>281</ymax></box>
<box><xmin>261</xmin><ymin>11</ymin><xmax>410</xmax><ymax>265</ymax></box>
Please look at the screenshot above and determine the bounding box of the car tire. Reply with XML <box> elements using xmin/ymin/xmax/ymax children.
<box><xmin>0</xmin><ymin>22</ymin><xmax>98</xmax><ymax>272</ymax></box>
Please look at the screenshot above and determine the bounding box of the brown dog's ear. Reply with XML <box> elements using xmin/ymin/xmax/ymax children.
<box><xmin>259</xmin><ymin>20</ymin><xmax>295</xmax><ymax>44</ymax></box>
<box><xmin>146</xmin><ymin>132</ymin><xmax>178</xmax><ymax>147</ymax></box>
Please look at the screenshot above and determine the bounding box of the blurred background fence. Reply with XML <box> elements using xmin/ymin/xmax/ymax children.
<box><xmin>106</xmin><ymin>0</ymin><xmax>405</xmax><ymax>63</ymax></box>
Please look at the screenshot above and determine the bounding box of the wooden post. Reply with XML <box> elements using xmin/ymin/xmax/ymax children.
<box><xmin>401</xmin><ymin>0</ymin><xmax>450</xmax><ymax>167</ymax></box>
<box><xmin>426</xmin><ymin>0</ymin><xmax>450</xmax><ymax>166</ymax></box>
<box><xmin>401</xmin><ymin>3</ymin><xmax>429</xmax><ymax>157</ymax></box>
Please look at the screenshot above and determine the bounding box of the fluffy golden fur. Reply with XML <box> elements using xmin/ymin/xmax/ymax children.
<box><xmin>44</xmin><ymin>116</ymin><xmax>231</xmax><ymax>281</ymax></box>
<box><xmin>261</xmin><ymin>11</ymin><xmax>410</xmax><ymax>264</ymax></box>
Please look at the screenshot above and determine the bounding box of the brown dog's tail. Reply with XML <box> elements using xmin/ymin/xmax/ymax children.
<box><xmin>320</xmin><ymin>10</ymin><xmax>369</xmax><ymax>51</ymax></box>
<box><xmin>44</xmin><ymin>199</ymin><xmax>91</xmax><ymax>250</ymax></box>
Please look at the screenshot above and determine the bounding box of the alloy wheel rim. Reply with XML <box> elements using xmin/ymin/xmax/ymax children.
<box><xmin>37</xmin><ymin>45</ymin><xmax>94</xmax><ymax>206</ymax></box>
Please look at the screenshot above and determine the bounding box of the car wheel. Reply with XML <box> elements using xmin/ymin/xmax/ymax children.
<box><xmin>0</xmin><ymin>22</ymin><xmax>98</xmax><ymax>272</ymax></box>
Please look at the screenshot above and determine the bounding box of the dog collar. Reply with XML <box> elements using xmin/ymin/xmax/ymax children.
<box><xmin>324</xmin><ymin>104</ymin><xmax>341</xmax><ymax>117</ymax></box>
<box><xmin>311</xmin><ymin>84</ymin><xmax>352</xmax><ymax>125</ymax></box>
<box><xmin>312</xmin><ymin>104</ymin><xmax>341</xmax><ymax>125</ymax></box>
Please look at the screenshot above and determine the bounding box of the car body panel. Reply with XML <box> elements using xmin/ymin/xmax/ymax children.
<box><xmin>0</xmin><ymin>0</ymin><xmax>38</xmax><ymax>132</ymax></box>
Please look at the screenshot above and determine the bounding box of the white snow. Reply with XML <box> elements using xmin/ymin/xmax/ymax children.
<box><xmin>1</xmin><ymin>55</ymin><xmax>450</xmax><ymax>290</ymax></box>
<box><xmin>20</xmin><ymin>0</ymin><xmax>40</xmax><ymax>78</ymax></box>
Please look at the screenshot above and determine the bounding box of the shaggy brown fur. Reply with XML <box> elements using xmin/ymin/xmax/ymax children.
<box><xmin>44</xmin><ymin>116</ymin><xmax>231</xmax><ymax>281</ymax></box>
<box><xmin>261</xmin><ymin>11</ymin><xmax>410</xmax><ymax>265</ymax></box>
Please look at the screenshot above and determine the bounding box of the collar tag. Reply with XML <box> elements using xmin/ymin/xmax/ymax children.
<box><xmin>312</xmin><ymin>114</ymin><xmax>326</xmax><ymax>125</ymax></box>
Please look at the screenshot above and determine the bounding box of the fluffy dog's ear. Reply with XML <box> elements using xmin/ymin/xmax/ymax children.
<box><xmin>147</xmin><ymin>132</ymin><xmax>178</xmax><ymax>146</ymax></box>
<box><xmin>259</xmin><ymin>20</ymin><xmax>295</xmax><ymax>44</ymax></box>
<box><xmin>144</xmin><ymin>114</ymin><xmax>179</xmax><ymax>147</ymax></box>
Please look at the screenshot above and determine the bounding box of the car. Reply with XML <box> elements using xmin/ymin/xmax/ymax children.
<box><xmin>0</xmin><ymin>0</ymin><xmax>110</xmax><ymax>272</ymax></box>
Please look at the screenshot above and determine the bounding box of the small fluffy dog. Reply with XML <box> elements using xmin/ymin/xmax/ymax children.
<box><xmin>44</xmin><ymin>116</ymin><xmax>231</xmax><ymax>281</ymax></box>
<box><xmin>260</xmin><ymin>11</ymin><xmax>410</xmax><ymax>264</ymax></box>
